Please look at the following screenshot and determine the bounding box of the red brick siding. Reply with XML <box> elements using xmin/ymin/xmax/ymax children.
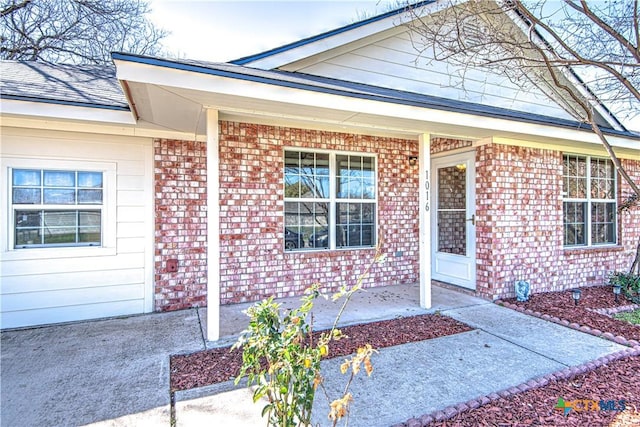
<box><xmin>218</xmin><ymin>121</ymin><xmax>419</xmax><ymax>303</ymax></box>
<box><xmin>476</xmin><ymin>142</ymin><xmax>640</xmax><ymax>299</ymax></box>
<box><xmin>152</xmin><ymin>128</ymin><xmax>638</xmax><ymax>309</ymax></box>
<box><xmin>431</xmin><ymin>137</ymin><xmax>473</xmax><ymax>154</ymax></box>
<box><xmin>154</xmin><ymin>139</ymin><xmax>208</xmax><ymax>311</ymax></box>
<box><xmin>475</xmin><ymin>144</ymin><xmax>564</xmax><ymax>298</ymax></box>
<box><xmin>620</xmin><ymin>158</ymin><xmax>640</xmax><ymax>246</ymax></box>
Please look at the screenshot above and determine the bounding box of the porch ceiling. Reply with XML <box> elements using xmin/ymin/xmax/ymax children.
<box><xmin>123</xmin><ymin>80</ymin><xmax>575</xmax><ymax>145</ymax></box>
<box><xmin>125</xmin><ymin>80</ymin><xmax>476</xmax><ymax>140</ymax></box>
<box><xmin>116</xmin><ymin>59</ymin><xmax>639</xmax><ymax>152</ymax></box>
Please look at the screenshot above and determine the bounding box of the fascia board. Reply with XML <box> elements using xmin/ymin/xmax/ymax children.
<box><xmin>217</xmin><ymin>110</ymin><xmax>419</xmax><ymax>140</ymax></box>
<box><xmin>0</xmin><ymin>98</ymin><xmax>135</xmax><ymax>125</ymax></box>
<box><xmin>235</xmin><ymin>1</ymin><xmax>450</xmax><ymax>70</ymax></box>
<box><xmin>0</xmin><ymin>114</ymin><xmax>207</xmax><ymax>141</ymax></box>
<box><xmin>116</xmin><ymin>59</ymin><xmax>640</xmax><ymax>149</ymax></box>
<box><xmin>245</xmin><ymin>16</ymin><xmax>407</xmax><ymax>70</ymax></box>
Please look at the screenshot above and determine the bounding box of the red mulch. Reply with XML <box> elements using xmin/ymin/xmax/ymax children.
<box><xmin>503</xmin><ymin>286</ymin><xmax>640</xmax><ymax>342</ymax></box>
<box><xmin>170</xmin><ymin>313</ymin><xmax>472</xmax><ymax>391</ymax></box>
<box><xmin>170</xmin><ymin>286</ymin><xmax>640</xmax><ymax>426</ymax></box>
<box><xmin>425</xmin><ymin>286</ymin><xmax>640</xmax><ymax>427</ymax></box>
<box><xmin>431</xmin><ymin>355</ymin><xmax>640</xmax><ymax>427</ymax></box>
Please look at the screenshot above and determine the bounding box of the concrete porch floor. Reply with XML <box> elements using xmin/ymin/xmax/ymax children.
<box><xmin>205</xmin><ymin>281</ymin><xmax>488</xmax><ymax>347</ymax></box>
<box><xmin>1</xmin><ymin>282</ymin><xmax>627</xmax><ymax>427</ymax></box>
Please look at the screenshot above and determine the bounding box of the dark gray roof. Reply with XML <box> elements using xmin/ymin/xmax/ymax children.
<box><xmin>0</xmin><ymin>61</ymin><xmax>129</xmax><ymax>110</ymax></box>
<box><xmin>113</xmin><ymin>53</ymin><xmax>639</xmax><ymax>139</ymax></box>
<box><xmin>3</xmin><ymin>55</ymin><xmax>638</xmax><ymax>140</ymax></box>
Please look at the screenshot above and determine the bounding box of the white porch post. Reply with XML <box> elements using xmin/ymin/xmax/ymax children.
<box><xmin>206</xmin><ymin>109</ymin><xmax>221</xmax><ymax>341</ymax></box>
<box><xmin>419</xmin><ymin>133</ymin><xmax>432</xmax><ymax>309</ymax></box>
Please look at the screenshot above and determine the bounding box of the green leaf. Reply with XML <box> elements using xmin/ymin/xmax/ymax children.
<box><xmin>261</xmin><ymin>403</ymin><xmax>273</xmax><ymax>418</ymax></box>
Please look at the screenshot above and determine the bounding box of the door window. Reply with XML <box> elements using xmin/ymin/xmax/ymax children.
<box><xmin>437</xmin><ymin>164</ymin><xmax>467</xmax><ymax>255</ymax></box>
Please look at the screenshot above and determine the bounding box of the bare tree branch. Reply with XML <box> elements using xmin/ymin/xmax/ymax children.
<box><xmin>565</xmin><ymin>0</ymin><xmax>640</xmax><ymax>63</ymax></box>
<box><xmin>0</xmin><ymin>0</ymin><xmax>169</xmax><ymax>64</ymax></box>
<box><xmin>1</xmin><ymin>0</ymin><xmax>30</xmax><ymax>18</ymax></box>
<box><xmin>403</xmin><ymin>0</ymin><xmax>639</xmax><ymax>125</ymax></box>
<box><xmin>635</xmin><ymin>0</ymin><xmax>640</xmax><ymax>56</ymax></box>
<box><xmin>513</xmin><ymin>2</ymin><xmax>640</xmax><ymax>103</ymax></box>
<box><xmin>525</xmin><ymin>26</ymin><xmax>640</xmax><ymax>197</ymax></box>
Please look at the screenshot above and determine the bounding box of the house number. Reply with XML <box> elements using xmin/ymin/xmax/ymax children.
<box><xmin>424</xmin><ymin>169</ymin><xmax>430</xmax><ymax>212</ymax></box>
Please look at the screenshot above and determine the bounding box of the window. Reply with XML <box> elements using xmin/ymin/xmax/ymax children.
<box><xmin>12</xmin><ymin>169</ymin><xmax>103</xmax><ymax>248</ymax></box>
<box><xmin>284</xmin><ymin>150</ymin><xmax>376</xmax><ymax>251</ymax></box>
<box><xmin>562</xmin><ymin>155</ymin><xmax>617</xmax><ymax>247</ymax></box>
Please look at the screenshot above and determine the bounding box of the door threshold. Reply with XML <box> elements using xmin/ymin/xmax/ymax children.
<box><xmin>433</xmin><ymin>280</ymin><xmax>477</xmax><ymax>297</ymax></box>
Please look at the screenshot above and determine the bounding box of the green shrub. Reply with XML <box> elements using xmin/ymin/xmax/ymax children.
<box><xmin>233</xmin><ymin>250</ymin><xmax>384</xmax><ymax>427</ymax></box>
<box><xmin>609</xmin><ymin>271</ymin><xmax>640</xmax><ymax>304</ymax></box>
<box><xmin>614</xmin><ymin>309</ymin><xmax>640</xmax><ymax>325</ymax></box>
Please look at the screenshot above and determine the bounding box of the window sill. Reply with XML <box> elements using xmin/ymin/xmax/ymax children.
<box><xmin>563</xmin><ymin>245</ymin><xmax>624</xmax><ymax>255</ymax></box>
<box><xmin>2</xmin><ymin>246</ymin><xmax>117</xmax><ymax>261</ymax></box>
<box><xmin>285</xmin><ymin>246</ymin><xmax>376</xmax><ymax>254</ymax></box>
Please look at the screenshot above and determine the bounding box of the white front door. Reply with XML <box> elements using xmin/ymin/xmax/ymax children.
<box><xmin>431</xmin><ymin>152</ymin><xmax>476</xmax><ymax>290</ymax></box>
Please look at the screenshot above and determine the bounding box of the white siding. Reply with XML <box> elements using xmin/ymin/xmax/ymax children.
<box><xmin>0</xmin><ymin>127</ymin><xmax>153</xmax><ymax>329</ymax></box>
<box><xmin>293</xmin><ymin>31</ymin><xmax>575</xmax><ymax>120</ymax></box>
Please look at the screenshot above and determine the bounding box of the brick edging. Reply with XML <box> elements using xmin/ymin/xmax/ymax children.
<box><xmin>396</xmin><ymin>346</ymin><xmax>640</xmax><ymax>427</ymax></box>
<box><xmin>587</xmin><ymin>304</ymin><xmax>640</xmax><ymax>316</ymax></box>
<box><xmin>496</xmin><ymin>300</ymin><xmax>640</xmax><ymax>347</ymax></box>
<box><xmin>394</xmin><ymin>302</ymin><xmax>640</xmax><ymax>427</ymax></box>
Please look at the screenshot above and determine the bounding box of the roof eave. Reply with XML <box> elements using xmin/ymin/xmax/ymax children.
<box><xmin>112</xmin><ymin>52</ymin><xmax>639</xmax><ymax>142</ymax></box>
<box><xmin>1</xmin><ymin>94</ymin><xmax>130</xmax><ymax>111</ymax></box>
<box><xmin>0</xmin><ymin>96</ymin><xmax>135</xmax><ymax>125</ymax></box>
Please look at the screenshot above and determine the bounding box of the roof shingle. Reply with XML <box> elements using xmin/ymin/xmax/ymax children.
<box><xmin>0</xmin><ymin>61</ymin><xmax>128</xmax><ymax>110</ymax></box>
<box><xmin>114</xmin><ymin>53</ymin><xmax>638</xmax><ymax>138</ymax></box>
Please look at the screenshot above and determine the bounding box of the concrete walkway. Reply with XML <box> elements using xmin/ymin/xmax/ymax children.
<box><xmin>0</xmin><ymin>284</ymin><xmax>627</xmax><ymax>427</ymax></box>
<box><xmin>1</xmin><ymin>308</ymin><xmax>204</xmax><ymax>427</ymax></box>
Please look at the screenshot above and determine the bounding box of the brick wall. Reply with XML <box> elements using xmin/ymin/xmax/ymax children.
<box><xmin>475</xmin><ymin>142</ymin><xmax>640</xmax><ymax>299</ymax></box>
<box><xmin>218</xmin><ymin>121</ymin><xmax>419</xmax><ymax>303</ymax></box>
<box><xmin>619</xmin><ymin>158</ymin><xmax>640</xmax><ymax>249</ymax></box>
<box><xmin>154</xmin><ymin>139</ymin><xmax>208</xmax><ymax>311</ymax></box>
<box><xmin>431</xmin><ymin>137</ymin><xmax>473</xmax><ymax>155</ymax></box>
<box><xmin>475</xmin><ymin>143</ymin><xmax>564</xmax><ymax>298</ymax></box>
<box><xmin>152</xmin><ymin>128</ymin><xmax>638</xmax><ymax>309</ymax></box>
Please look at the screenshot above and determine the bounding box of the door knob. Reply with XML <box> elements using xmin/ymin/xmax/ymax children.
<box><xmin>466</xmin><ymin>214</ymin><xmax>476</xmax><ymax>226</ymax></box>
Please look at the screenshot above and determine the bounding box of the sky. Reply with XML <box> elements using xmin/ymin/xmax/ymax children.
<box><xmin>147</xmin><ymin>0</ymin><xmax>392</xmax><ymax>62</ymax></box>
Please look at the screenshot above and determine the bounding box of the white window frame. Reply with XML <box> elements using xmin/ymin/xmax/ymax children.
<box><xmin>283</xmin><ymin>148</ymin><xmax>378</xmax><ymax>252</ymax></box>
<box><xmin>2</xmin><ymin>158</ymin><xmax>117</xmax><ymax>260</ymax></box>
<box><xmin>562</xmin><ymin>154</ymin><xmax>618</xmax><ymax>248</ymax></box>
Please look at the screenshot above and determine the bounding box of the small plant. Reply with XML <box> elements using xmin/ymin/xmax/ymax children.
<box><xmin>326</xmin><ymin>344</ymin><xmax>376</xmax><ymax>423</ymax></box>
<box><xmin>233</xmin><ymin>247</ymin><xmax>385</xmax><ymax>427</ymax></box>
<box><xmin>614</xmin><ymin>309</ymin><xmax>640</xmax><ymax>325</ymax></box>
<box><xmin>609</xmin><ymin>271</ymin><xmax>640</xmax><ymax>304</ymax></box>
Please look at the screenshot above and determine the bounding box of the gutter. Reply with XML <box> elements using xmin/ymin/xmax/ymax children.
<box><xmin>111</xmin><ymin>52</ymin><xmax>639</xmax><ymax>140</ymax></box>
<box><xmin>0</xmin><ymin>94</ymin><xmax>130</xmax><ymax>112</ymax></box>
